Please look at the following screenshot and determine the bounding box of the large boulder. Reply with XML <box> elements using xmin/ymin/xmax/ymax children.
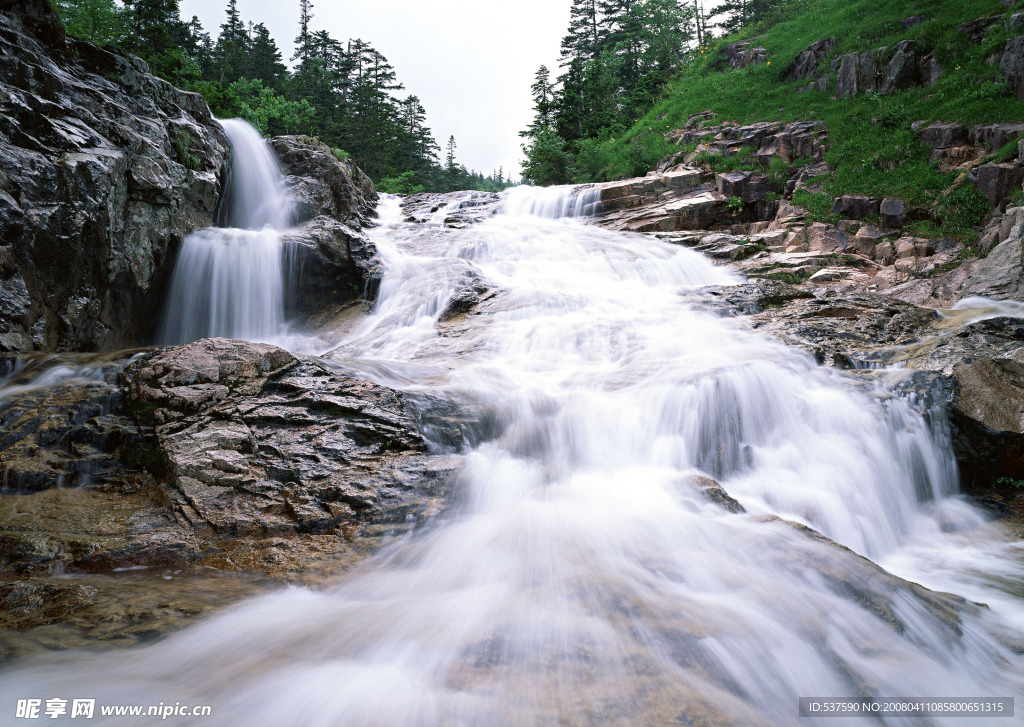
<box><xmin>267</xmin><ymin>136</ymin><xmax>382</xmax><ymax>311</ymax></box>
<box><xmin>269</xmin><ymin>136</ymin><xmax>376</xmax><ymax>226</ymax></box>
<box><xmin>0</xmin><ymin>0</ymin><xmax>228</xmax><ymax>352</ymax></box>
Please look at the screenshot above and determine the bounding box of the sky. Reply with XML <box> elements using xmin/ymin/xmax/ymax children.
<box><xmin>180</xmin><ymin>0</ymin><xmax>573</xmax><ymax>179</ymax></box>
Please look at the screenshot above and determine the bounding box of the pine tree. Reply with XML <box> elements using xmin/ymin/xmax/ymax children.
<box><xmin>215</xmin><ymin>0</ymin><xmax>248</xmax><ymax>83</ymax></box>
<box><xmin>292</xmin><ymin>0</ymin><xmax>314</xmax><ymax>64</ymax></box>
<box><xmin>249</xmin><ymin>23</ymin><xmax>287</xmax><ymax>89</ymax></box>
<box><xmin>560</xmin><ymin>0</ymin><xmax>603</xmax><ymax>63</ymax></box>
<box><xmin>520</xmin><ymin>65</ymin><xmax>556</xmax><ymax>139</ymax></box>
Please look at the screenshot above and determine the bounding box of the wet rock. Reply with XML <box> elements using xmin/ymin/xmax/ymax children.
<box><xmin>130</xmin><ymin>338</ymin><xmax>452</xmax><ymax>542</ymax></box>
<box><xmin>269</xmin><ymin>135</ymin><xmax>376</xmax><ymax>226</ymax></box>
<box><xmin>683</xmin><ymin>475</ymin><xmax>745</xmax><ymax>513</ymax></box>
<box><xmin>879</xmin><ymin>198</ymin><xmax>906</xmax><ymax>229</ymax></box>
<box><xmin>280</xmin><ymin>216</ymin><xmax>380</xmax><ymax>311</ymax></box>
<box><xmin>0</xmin><ymin>2</ymin><xmax>228</xmax><ymax>352</ymax></box>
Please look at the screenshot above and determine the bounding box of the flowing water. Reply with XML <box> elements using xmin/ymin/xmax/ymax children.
<box><xmin>158</xmin><ymin>119</ymin><xmax>292</xmax><ymax>345</ymax></box>
<box><xmin>4</xmin><ymin>190</ymin><xmax>1024</xmax><ymax>725</ymax></box>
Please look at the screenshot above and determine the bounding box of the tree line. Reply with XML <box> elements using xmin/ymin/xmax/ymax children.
<box><xmin>53</xmin><ymin>0</ymin><xmax>514</xmax><ymax>193</ymax></box>
<box><xmin>520</xmin><ymin>0</ymin><xmax>780</xmax><ymax>186</ymax></box>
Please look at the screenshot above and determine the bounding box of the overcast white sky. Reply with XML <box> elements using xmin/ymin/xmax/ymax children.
<box><xmin>180</xmin><ymin>0</ymin><xmax>572</xmax><ymax>179</ymax></box>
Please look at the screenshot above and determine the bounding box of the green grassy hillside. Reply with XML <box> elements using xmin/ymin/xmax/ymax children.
<box><xmin>584</xmin><ymin>0</ymin><xmax>1024</xmax><ymax>241</ymax></box>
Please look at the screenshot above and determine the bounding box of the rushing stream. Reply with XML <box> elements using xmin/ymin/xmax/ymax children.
<box><xmin>3</xmin><ymin>182</ymin><xmax>1024</xmax><ymax>724</ymax></box>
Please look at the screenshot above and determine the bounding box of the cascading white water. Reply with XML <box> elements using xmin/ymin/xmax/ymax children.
<box><xmin>158</xmin><ymin>119</ymin><xmax>292</xmax><ymax>345</ymax></box>
<box><xmin>504</xmin><ymin>184</ymin><xmax>603</xmax><ymax>218</ymax></box>
<box><xmin>4</xmin><ymin>189</ymin><xmax>1024</xmax><ymax>725</ymax></box>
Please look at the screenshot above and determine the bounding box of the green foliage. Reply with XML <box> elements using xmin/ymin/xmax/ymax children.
<box><xmin>378</xmin><ymin>170</ymin><xmax>426</xmax><ymax>196</ymax></box>
<box><xmin>53</xmin><ymin>0</ymin><xmax>126</xmax><ymax>45</ymax></box>
<box><xmin>331</xmin><ymin>148</ymin><xmax>350</xmax><ymax>161</ymax></box>
<box><xmin>792</xmin><ymin>190</ymin><xmax>839</xmax><ymax>224</ymax></box>
<box><xmin>521</xmin><ymin>0</ymin><xmax>1019</xmax><ymax>241</ymax></box>
<box><xmin>994</xmin><ymin>138</ymin><xmax>1022</xmax><ymax>164</ymax></box>
<box><xmin>173</xmin><ymin>129</ymin><xmax>200</xmax><ymax>170</ymax></box>
<box><xmin>521</xmin><ymin>130</ymin><xmax>573</xmax><ymax>186</ymax></box>
<box><xmin>227</xmin><ymin>78</ymin><xmax>314</xmax><ymax>136</ymax></box>
<box><xmin>935</xmin><ymin>185</ymin><xmax>990</xmax><ymax>236</ymax></box>
<box><xmin>995</xmin><ymin>477</ymin><xmax>1024</xmax><ymax>489</ymax></box>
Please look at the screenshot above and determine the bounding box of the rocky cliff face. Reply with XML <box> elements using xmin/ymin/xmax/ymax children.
<box><xmin>0</xmin><ymin>0</ymin><xmax>228</xmax><ymax>353</ymax></box>
<box><xmin>272</xmin><ymin>136</ymin><xmax>382</xmax><ymax>312</ymax></box>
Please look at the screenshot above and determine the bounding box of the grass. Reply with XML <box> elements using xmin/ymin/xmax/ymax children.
<box><xmin>588</xmin><ymin>0</ymin><xmax>1024</xmax><ymax>241</ymax></box>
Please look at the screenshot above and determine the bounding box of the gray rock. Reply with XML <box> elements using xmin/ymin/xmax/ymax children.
<box><xmin>919</xmin><ymin>122</ymin><xmax>969</xmax><ymax>149</ymax></box>
<box><xmin>716</xmin><ymin>171</ymin><xmax>751</xmax><ymax>198</ymax></box>
<box><xmin>901</xmin><ymin>15</ymin><xmax>931</xmax><ymax>30</ymax></box>
<box><xmin>962</xmin><ymin>236</ymin><xmax>1024</xmax><ymax>299</ymax></box>
<box><xmin>270</xmin><ymin>136</ymin><xmax>376</xmax><ymax>226</ymax></box>
<box><xmin>971</xmin><ymin>122</ymin><xmax>1024</xmax><ymax>151</ymax></box>
<box><xmin>787</xmin><ymin>37</ymin><xmax>837</xmax><ymax>81</ymax></box>
<box><xmin>880</xmin><ymin>198</ymin><xmax>906</xmax><ymax>228</ymax></box>
<box><xmin>724</xmin><ymin>41</ymin><xmax>768</xmax><ymax>69</ymax></box>
<box><xmin>858</xmin><ymin>50</ymin><xmax>879</xmax><ymax>95</ymax></box>
<box><xmin>920</xmin><ymin>53</ymin><xmax>943</xmax><ymax>86</ymax></box>
<box><xmin>832</xmin><ymin>195</ymin><xmax>878</xmax><ymax>219</ymax></box>
<box><xmin>1011</xmin><ymin>12</ymin><xmax>1024</xmax><ymax>31</ymax></box>
<box><xmin>837</xmin><ymin>53</ymin><xmax>858</xmax><ymax>98</ymax></box>
<box><xmin>968</xmin><ymin>162</ymin><xmax>1024</xmax><ymax>207</ymax></box>
<box><xmin>878</xmin><ymin>45</ymin><xmax>917</xmax><ymax>96</ymax></box>
<box><xmin>958</xmin><ymin>15</ymin><xmax>1003</xmax><ymax>44</ymax></box>
<box><xmin>1001</xmin><ymin>37</ymin><xmax>1024</xmax><ymax>99</ymax></box>
<box><xmin>129</xmin><ymin>338</ymin><xmax>455</xmax><ymax>540</ymax></box>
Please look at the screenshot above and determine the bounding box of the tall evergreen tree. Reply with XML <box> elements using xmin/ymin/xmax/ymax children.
<box><xmin>560</xmin><ymin>0</ymin><xmax>603</xmax><ymax>63</ymax></box>
<box><xmin>292</xmin><ymin>0</ymin><xmax>314</xmax><ymax>64</ymax></box>
<box><xmin>249</xmin><ymin>23</ymin><xmax>287</xmax><ymax>89</ymax></box>
<box><xmin>215</xmin><ymin>0</ymin><xmax>249</xmax><ymax>83</ymax></box>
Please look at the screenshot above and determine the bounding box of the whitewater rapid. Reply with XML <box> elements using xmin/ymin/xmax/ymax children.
<box><xmin>3</xmin><ymin>190</ymin><xmax>1023</xmax><ymax>726</ymax></box>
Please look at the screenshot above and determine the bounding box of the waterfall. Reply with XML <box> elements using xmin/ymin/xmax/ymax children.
<box><xmin>158</xmin><ymin>119</ymin><xmax>292</xmax><ymax>345</ymax></box>
<box><xmin>4</xmin><ymin>193</ymin><xmax>1024</xmax><ymax>725</ymax></box>
<box><xmin>503</xmin><ymin>184</ymin><xmax>603</xmax><ymax>218</ymax></box>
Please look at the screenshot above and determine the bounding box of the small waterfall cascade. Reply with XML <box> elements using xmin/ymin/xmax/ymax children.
<box><xmin>503</xmin><ymin>183</ymin><xmax>603</xmax><ymax>219</ymax></box>
<box><xmin>158</xmin><ymin>119</ymin><xmax>292</xmax><ymax>345</ymax></box>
